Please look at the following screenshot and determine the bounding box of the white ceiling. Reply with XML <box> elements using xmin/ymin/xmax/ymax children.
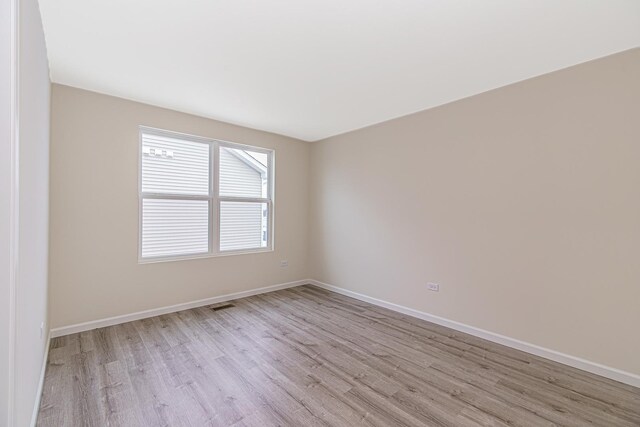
<box><xmin>39</xmin><ymin>1</ymin><xmax>640</xmax><ymax>141</ymax></box>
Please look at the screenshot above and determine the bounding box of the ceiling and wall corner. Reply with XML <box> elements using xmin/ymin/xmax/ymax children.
<box><xmin>48</xmin><ymin>84</ymin><xmax>311</xmax><ymax>330</ymax></box>
<box><xmin>38</xmin><ymin>0</ymin><xmax>640</xmax><ymax>141</ymax></box>
<box><xmin>308</xmin><ymin>47</ymin><xmax>640</xmax><ymax>377</ymax></box>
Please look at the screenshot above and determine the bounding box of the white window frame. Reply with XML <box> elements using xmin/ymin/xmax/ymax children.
<box><xmin>138</xmin><ymin>126</ymin><xmax>274</xmax><ymax>263</ymax></box>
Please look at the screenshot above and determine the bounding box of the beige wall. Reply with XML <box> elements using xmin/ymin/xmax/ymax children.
<box><xmin>50</xmin><ymin>49</ymin><xmax>640</xmax><ymax>378</ymax></box>
<box><xmin>49</xmin><ymin>85</ymin><xmax>310</xmax><ymax>328</ymax></box>
<box><xmin>309</xmin><ymin>48</ymin><xmax>640</xmax><ymax>375</ymax></box>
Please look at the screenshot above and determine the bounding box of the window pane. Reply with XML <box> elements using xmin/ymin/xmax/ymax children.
<box><xmin>142</xmin><ymin>198</ymin><xmax>209</xmax><ymax>258</ymax></box>
<box><xmin>142</xmin><ymin>133</ymin><xmax>209</xmax><ymax>195</ymax></box>
<box><xmin>219</xmin><ymin>146</ymin><xmax>268</xmax><ymax>198</ymax></box>
<box><xmin>220</xmin><ymin>201</ymin><xmax>268</xmax><ymax>251</ymax></box>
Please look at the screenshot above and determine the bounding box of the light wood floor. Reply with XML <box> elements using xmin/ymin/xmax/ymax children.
<box><xmin>37</xmin><ymin>285</ymin><xmax>640</xmax><ymax>426</ymax></box>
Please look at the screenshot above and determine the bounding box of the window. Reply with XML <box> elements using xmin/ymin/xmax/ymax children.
<box><xmin>139</xmin><ymin>127</ymin><xmax>273</xmax><ymax>261</ymax></box>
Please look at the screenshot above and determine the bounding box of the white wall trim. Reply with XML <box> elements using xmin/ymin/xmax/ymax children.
<box><xmin>308</xmin><ymin>279</ymin><xmax>640</xmax><ymax>389</ymax></box>
<box><xmin>50</xmin><ymin>280</ymin><xmax>307</xmax><ymax>338</ymax></box>
<box><xmin>30</xmin><ymin>331</ymin><xmax>50</xmax><ymax>427</ymax></box>
<box><xmin>7</xmin><ymin>0</ymin><xmax>20</xmax><ymax>424</ymax></box>
<box><xmin>48</xmin><ymin>278</ymin><xmax>640</xmax><ymax>389</ymax></box>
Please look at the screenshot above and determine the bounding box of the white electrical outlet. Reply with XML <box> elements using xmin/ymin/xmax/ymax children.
<box><xmin>427</xmin><ymin>282</ymin><xmax>440</xmax><ymax>292</ymax></box>
<box><xmin>280</xmin><ymin>260</ymin><xmax>289</xmax><ymax>268</ymax></box>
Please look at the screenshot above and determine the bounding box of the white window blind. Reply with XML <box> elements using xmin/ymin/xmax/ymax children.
<box><xmin>139</xmin><ymin>127</ymin><xmax>273</xmax><ymax>261</ymax></box>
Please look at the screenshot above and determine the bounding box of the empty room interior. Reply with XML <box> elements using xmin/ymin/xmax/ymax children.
<box><xmin>2</xmin><ymin>0</ymin><xmax>640</xmax><ymax>426</ymax></box>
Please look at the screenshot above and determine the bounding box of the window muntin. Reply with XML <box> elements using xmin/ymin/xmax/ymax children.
<box><xmin>139</xmin><ymin>127</ymin><xmax>273</xmax><ymax>261</ymax></box>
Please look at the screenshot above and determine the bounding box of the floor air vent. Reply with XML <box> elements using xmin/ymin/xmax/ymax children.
<box><xmin>209</xmin><ymin>303</ymin><xmax>235</xmax><ymax>311</ymax></box>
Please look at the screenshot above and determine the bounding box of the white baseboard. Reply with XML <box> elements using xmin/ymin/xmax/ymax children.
<box><xmin>47</xmin><ymin>277</ymin><xmax>640</xmax><ymax>389</ymax></box>
<box><xmin>31</xmin><ymin>330</ymin><xmax>51</xmax><ymax>427</ymax></box>
<box><xmin>308</xmin><ymin>279</ymin><xmax>640</xmax><ymax>389</ymax></box>
<box><xmin>50</xmin><ymin>280</ymin><xmax>308</xmax><ymax>338</ymax></box>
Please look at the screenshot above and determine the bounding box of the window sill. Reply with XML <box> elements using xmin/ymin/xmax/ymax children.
<box><xmin>138</xmin><ymin>247</ymin><xmax>274</xmax><ymax>264</ymax></box>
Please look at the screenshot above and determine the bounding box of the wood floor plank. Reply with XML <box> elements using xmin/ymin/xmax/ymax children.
<box><xmin>37</xmin><ymin>285</ymin><xmax>640</xmax><ymax>426</ymax></box>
